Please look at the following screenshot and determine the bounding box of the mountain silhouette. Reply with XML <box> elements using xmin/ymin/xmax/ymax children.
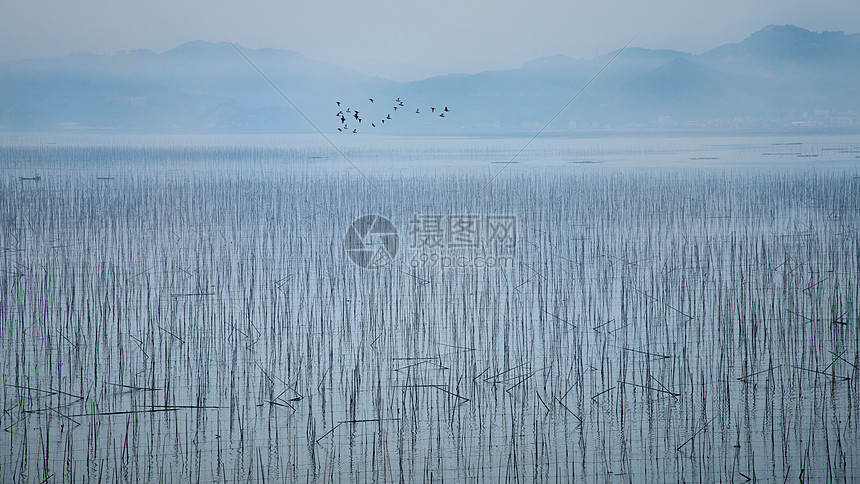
<box><xmin>1</xmin><ymin>25</ymin><xmax>857</xmax><ymax>133</ymax></box>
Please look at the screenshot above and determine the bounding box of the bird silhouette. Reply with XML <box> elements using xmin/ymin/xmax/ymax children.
<box><xmin>337</xmin><ymin>101</ymin><xmax>341</xmax><ymax>106</ymax></box>
<box><xmin>333</xmin><ymin>94</ymin><xmax>454</xmax><ymax>133</ymax></box>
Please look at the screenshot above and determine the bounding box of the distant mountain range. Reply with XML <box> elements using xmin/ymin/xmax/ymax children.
<box><xmin>1</xmin><ymin>25</ymin><xmax>859</xmax><ymax>134</ymax></box>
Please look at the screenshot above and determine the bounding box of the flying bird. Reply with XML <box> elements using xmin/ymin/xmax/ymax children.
<box><xmin>337</xmin><ymin>101</ymin><xmax>341</xmax><ymax>106</ymax></box>
<box><xmin>332</xmin><ymin>95</ymin><xmax>457</xmax><ymax>133</ymax></box>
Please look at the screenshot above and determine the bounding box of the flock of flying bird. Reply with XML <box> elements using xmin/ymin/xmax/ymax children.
<box><xmin>335</xmin><ymin>97</ymin><xmax>450</xmax><ymax>133</ymax></box>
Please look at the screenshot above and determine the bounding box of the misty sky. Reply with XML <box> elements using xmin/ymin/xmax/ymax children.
<box><xmin>2</xmin><ymin>0</ymin><xmax>858</xmax><ymax>81</ymax></box>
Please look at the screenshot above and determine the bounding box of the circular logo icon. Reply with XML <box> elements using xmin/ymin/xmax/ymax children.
<box><xmin>344</xmin><ymin>214</ymin><xmax>399</xmax><ymax>269</ymax></box>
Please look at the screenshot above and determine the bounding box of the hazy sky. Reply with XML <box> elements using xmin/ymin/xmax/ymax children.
<box><xmin>2</xmin><ymin>0</ymin><xmax>858</xmax><ymax>80</ymax></box>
